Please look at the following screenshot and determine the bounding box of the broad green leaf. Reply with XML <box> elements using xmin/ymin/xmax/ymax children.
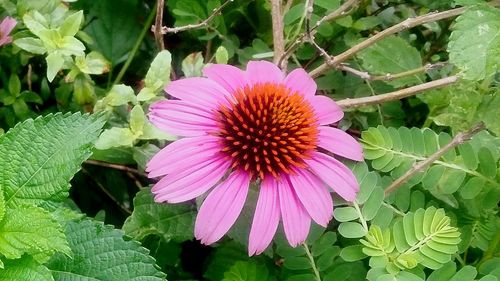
<box><xmin>14</xmin><ymin>37</ymin><xmax>47</xmax><ymax>54</ymax></box>
<box><xmin>23</xmin><ymin>11</ymin><xmax>48</xmax><ymax>38</ymax></box>
<box><xmin>58</xmin><ymin>10</ymin><xmax>83</xmax><ymax>37</ymax></box>
<box><xmin>47</xmin><ymin>219</ymin><xmax>166</xmax><ymax>280</ymax></box>
<box><xmin>123</xmin><ymin>188</ymin><xmax>195</xmax><ymax>242</ymax></box>
<box><xmin>0</xmin><ymin>256</ymin><xmax>53</xmax><ymax>281</ymax></box>
<box><xmin>357</xmin><ymin>36</ymin><xmax>424</xmax><ymax>87</ymax></box>
<box><xmin>145</xmin><ymin>50</ymin><xmax>172</xmax><ymax>91</ymax></box>
<box><xmin>0</xmin><ymin>205</ymin><xmax>70</xmax><ymax>262</ymax></box>
<box><xmin>0</xmin><ymin>187</ymin><xmax>4</xmax><ymax>223</ymax></box>
<box><xmin>222</xmin><ymin>260</ymin><xmax>275</xmax><ymax>281</ymax></box>
<box><xmin>283</xmin><ymin>256</ymin><xmax>311</xmax><ymax>270</ymax></box>
<box><xmin>94</xmin><ymin>127</ymin><xmax>135</xmax><ymax>150</ymax></box>
<box><xmin>448</xmin><ymin>5</ymin><xmax>500</xmax><ymax>80</ymax></box>
<box><xmin>0</xmin><ymin>113</ymin><xmax>104</xmax><ymax>206</ymax></box>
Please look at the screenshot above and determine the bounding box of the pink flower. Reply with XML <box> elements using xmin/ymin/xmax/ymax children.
<box><xmin>0</xmin><ymin>17</ymin><xmax>16</xmax><ymax>47</ymax></box>
<box><xmin>147</xmin><ymin>61</ymin><xmax>363</xmax><ymax>255</ymax></box>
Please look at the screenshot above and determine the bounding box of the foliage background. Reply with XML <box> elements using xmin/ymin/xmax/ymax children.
<box><xmin>0</xmin><ymin>0</ymin><xmax>498</xmax><ymax>280</ymax></box>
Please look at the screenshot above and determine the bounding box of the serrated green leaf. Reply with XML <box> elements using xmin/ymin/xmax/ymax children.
<box><xmin>0</xmin><ymin>113</ymin><xmax>104</xmax><ymax>206</ymax></box>
<box><xmin>47</xmin><ymin>219</ymin><xmax>166</xmax><ymax>280</ymax></box>
<box><xmin>123</xmin><ymin>188</ymin><xmax>195</xmax><ymax>242</ymax></box>
<box><xmin>0</xmin><ymin>256</ymin><xmax>53</xmax><ymax>281</ymax></box>
<box><xmin>357</xmin><ymin>36</ymin><xmax>424</xmax><ymax>87</ymax></box>
<box><xmin>448</xmin><ymin>5</ymin><xmax>500</xmax><ymax>80</ymax></box>
<box><xmin>0</xmin><ymin>205</ymin><xmax>70</xmax><ymax>262</ymax></box>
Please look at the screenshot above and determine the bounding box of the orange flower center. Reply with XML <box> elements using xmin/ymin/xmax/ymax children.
<box><xmin>217</xmin><ymin>83</ymin><xmax>319</xmax><ymax>180</ymax></box>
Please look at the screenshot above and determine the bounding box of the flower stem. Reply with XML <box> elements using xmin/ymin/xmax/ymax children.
<box><xmin>113</xmin><ymin>5</ymin><xmax>157</xmax><ymax>85</ymax></box>
<box><xmin>303</xmin><ymin>243</ymin><xmax>322</xmax><ymax>281</ymax></box>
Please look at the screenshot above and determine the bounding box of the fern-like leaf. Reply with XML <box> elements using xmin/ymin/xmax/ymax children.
<box><xmin>0</xmin><ymin>112</ymin><xmax>104</xmax><ymax>207</ymax></box>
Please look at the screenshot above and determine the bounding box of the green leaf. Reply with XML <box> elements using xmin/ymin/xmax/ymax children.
<box><xmin>94</xmin><ymin>127</ymin><xmax>135</xmax><ymax>150</ymax></box>
<box><xmin>23</xmin><ymin>11</ymin><xmax>48</xmax><ymax>38</ymax></box>
<box><xmin>222</xmin><ymin>260</ymin><xmax>275</xmax><ymax>281</ymax></box>
<box><xmin>47</xmin><ymin>219</ymin><xmax>166</xmax><ymax>280</ymax></box>
<box><xmin>182</xmin><ymin>52</ymin><xmax>205</xmax><ymax>77</ymax></box>
<box><xmin>333</xmin><ymin>206</ymin><xmax>358</xmax><ymax>222</ymax></box>
<box><xmin>132</xmin><ymin>143</ymin><xmax>160</xmax><ymax>170</ymax></box>
<box><xmin>450</xmin><ymin>265</ymin><xmax>477</xmax><ymax>281</ymax></box>
<box><xmin>14</xmin><ymin>37</ymin><xmax>47</xmax><ymax>54</ymax></box>
<box><xmin>427</xmin><ymin>261</ymin><xmax>457</xmax><ymax>281</ymax></box>
<box><xmin>123</xmin><ymin>187</ymin><xmax>195</xmax><ymax>242</ymax></box>
<box><xmin>215</xmin><ymin>45</ymin><xmax>229</xmax><ymax>64</ymax></box>
<box><xmin>75</xmin><ymin>51</ymin><xmax>110</xmax><ymax>75</ymax></box>
<box><xmin>58</xmin><ymin>11</ymin><xmax>83</xmax><ymax>37</ymax></box>
<box><xmin>362</xmin><ymin>187</ymin><xmax>384</xmax><ymax>221</ymax></box>
<box><xmin>0</xmin><ymin>113</ymin><xmax>104</xmax><ymax>207</ymax></box>
<box><xmin>145</xmin><ymin>50</ymin><xmax>172</xmax><ymax>92</ymax></box>
<box><xmin>46</xmin><ymin>52</ymin><xmax>65</xmax><ymax>82</ymax></box>
<box><xmin>448</xmin><ymin>5</ymin><xmax>500</xmax><ymax>80</ymax></box>
<box><xmin>129</xmin><ymin>105</ymin><xmax>146</xmax><ymax>135</ymax></box>
<box><xmin>8</xmin><ymin>74</ymin><xmax>20</xmax><ymax>96</ymax></box>
<box><xmin>338</xmin><ymin>222</ymin><xmax>367</xmax><ymax>238</ymax></box>
<box><xmin>340</xmin><ymin>245</ymin><xmax>367</xmax><ymax>262</ymax></box>
<box><xmin>0</xmin><ymin>205</ymin><xmax>70</xmax><ymax>262</ymax></box>
<box><xmin>357</xmin><ymin>36</ymin><xmax>424</xmax><ymax>87</ymax></box>
<box><xmin>0</xmin><ymin>256</ymin><xmax>53</xmax><ymax>281</ymax></box>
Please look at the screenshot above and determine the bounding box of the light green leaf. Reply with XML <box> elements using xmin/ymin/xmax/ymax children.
<box><xmin>145</xmin><ymin>50</ymin><xmax>172</xmax><ymax>91</ymax></box>
<box><xmin>95</xmin><ymin>84</ymin><xmax>137</xmax><ymax>112</ymax></box>
<box><xmin>0</xmin><ymin>256</ymin><xmax>53</xmax><ymax>281</ymax></box>
<box><xmin>357</xmin><ymin>36</ymin><xmax>423</xmax><ymax>87</ymax></box>
<box><xmin>46</xmin><ymin>52</ymin><xmax>65</xmax><ymax>82</ymax></box>
<box><xmin>448</xmin><ymin>5</ymin><xmax>500</xmax><ymax>80</ymax></box>
<box><xmin>137</xmin><ymin>87</ymin><xmax>157</xmax><ymax>102</ymax></box>
<box><xmin>338</xmin><ymin>222</ymin><xmax>367</xmax><ymax>238</ymax></box>
<box><xmin>0</xmin><ymin>205</ymin><xmax>70</xmax><ymax>262</ymax></box>
<box><xmin>132</xmin><ymin>143</ymin><xmax>160</xmax><ymax>170</ymax></box>
<box><xmin>58</xmin><ymin>36</ymin><xmax>86</xmax><ymax>56</ymax></box>
<box><xmin>47</xmin><ymin>219</ymin><xmax>166</xmax><ymax>280</ymax></box>
<box><xmin>23</xmin><ymin>11</ymin><xmax>48</xmax><ymax>38</ymax></box>
<box><xmin>140</xmin><ymin>122</ymin><xmax>176</xmax><ymax>140</ymax></box>
<box><xmin>94</xmin><ymin>127</ymin><xmax>135</xmax><ymax>150</ymax></box>
<box><xmin>333</xmin><ymin>206</ymin><xmax>358</xmax><ymax>222</ymax></box>
<box><xmin>123</xmin><ymin>188</ymin><xmax>195</xmax><ymax>242</ymax></box>
<box><xmin>75</xmin><ymin>51</ymin><xmax>110</xmax><ymax>75</ymax></box>
<box><xmin>0</xmin><ymin>187</ymin><xmax>4</xmax><ymax>223</ymax></box>
<box><xmin>450</xmin><ymin>265</ymin><xmax>477</xmax><ymax>281</ymax></box>
<box><xmin>129</xmin><ymin>105</ymin><xmax>146</xmax><ymax>136</ymax></box>
<box><xmin>14</xmin><ymin>37</ymin><xmax>47</xmax><ymax>54</ymax></box>
<box><xmin>58</xmin><ymin>10</ymin><xmax>83</xmax><ymax>37</ymax></box>
<box><xmin>182</xmin><ymin>52</ymin><xmax>204</xmax><ymax>77</ymax></box>
<box><xmin>362</xmin><ymin>187</ymin><xmax>384</xmax><ymax>221</ymax></box>
<box><xmin>215</xmin><ymin>45</ymin><xmax>229</xmax><ymax>64</ymax></box>
<box><xmin>0</xmin><ymin>113</ymin><xmax>104</xmax><ymax>206</ymax></box>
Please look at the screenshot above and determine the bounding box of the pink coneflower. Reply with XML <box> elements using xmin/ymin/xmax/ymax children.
<box><xmin>0</xmin><ymin>17</ymin><xmax>16</xmax><ymax>47</ymax></box>
<box><xmin>147</xmin><ymin>61</ymin><xmax>363</xmax><ymax>255</ymax></box>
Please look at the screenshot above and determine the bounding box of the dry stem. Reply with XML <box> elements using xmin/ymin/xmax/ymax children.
<box><xmin>384</xmin><ymin>122</ymin><xmax>486</xmax><ymax>195</ymax></box>
<box><xmin>84</xmin><ymin>159</ymin><xmax>144</xmax><ymax>177</ymax></box>
<box><xmin>271</xmin><ymin>0</ymin><xmax>286</xmax><ymax>66</ymax></box>
<box><xmin>154</xmin><ymin>0</ymin><xmax>165</xmax><ymax>50</ymax></box>
<box><xmin>309</xmin><ymin>7</ymin><xmax>467</xmax><ymax>77</ymax></box>
<box><xmin>338</xmin><ymin>62</ymin><xmax>447</xmax><ymax>81</ymax></box>
<box><xmin>336</xmin><ymin>75</ymin><xmax>458</xmax><ymax>108</ymax></box>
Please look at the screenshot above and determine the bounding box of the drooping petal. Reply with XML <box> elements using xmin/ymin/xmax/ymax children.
<box><xmin>310</xmin><ymin>95</ymin><xmax>344</xmax><ymax>125</ymax></box>
<box><xmin>152</xmin><ymin>156</ymin><xmax>230</xmax><ymax>203</ymax></box>
<box><xmin>283</xmin><ymin>68</ymin><xmax>316</xmax><ymax>99</ymax></box>
<box><xmin>203</xmin><ymin>64</ymin><xmax>248</xmax><ymax>94</ymax></box>
<box><xmin>305</xmin><ymin>152</ymin><xmax>359</xmax><ymax>202</ymax></box>
<box><xmin>278</xmin><ymin>178</ymin><xmax>311</xmax><ymax>247</ymax></box>
<box><xmin>289</xmin><ymin>168</ymin><xmax>333</xmax><ymax>227</ymax></box>
<box><xmin>317</xmin><ymin>126</ymin><xmax>364</xmax><ymax>161</ymax></box>
<box><xmin>195</xmin><ymin>170</ymin><xmax>251</xmax><ymax>244</ymax></box>
<box><xmin>246</xmin><ymin>60</ymin><xmax>284</xmax><ymax>85</ymax></box>
<box><xmin>147</xmin><ymin>136</ymin><xmax>222</xmax><ymax>178</ymax></box>
<box><xmin>165</xmin><ymin>77</ymin><xmax>232</xmax><ymax>107</ymax></box>
<box><xmin>248</xmin><ymin>177</ymin><xmax>280</xmax><ymax>256</ymax></box>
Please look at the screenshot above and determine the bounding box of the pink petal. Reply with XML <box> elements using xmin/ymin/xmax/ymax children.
<box><xmin>165</xmin><ymin>77</ymin><xmax>232</xmax><ymax>108</ymax></box>
<box><xmin>310</xmin><ymin>95</ymin><xmax>344</xmax><ymax>125</ymax></box>
<box><xmin>246</xmin><ymin>60</ymin><xmax>284</xmax><ymax>85</ymax></box>
<box><xmin>148</xmin><ymin>99</ymin><xmax>219</xmax><ymax>137</ymax></box>
<box><xmin>203</xmin><ymin>64</ymin><xmax>248</xmax><ymax>94</ymax></box>
<box><xmin>0</xmin><ymin>17</ymin><xmax>17</xmax><ymax>35</ymax></box>
<box><xmin>278</xmin><ymin>178</ymin><xmax>311</xmax><ymax>247</ymax></box>
<box><xmin>195</xmin><ymin>170</ymin><xmax>251</xmax><ymax>244</ymax></box>
<box><xmin>318</xmin><ymin>126</ymin><xmax>364</xmax><ymax>161</ymax></box>
<box><xmin>305</xmin><ymin>152</ymin><xmax>359</xmax><ymax>202</ymax></box>
<box><xmin>283</xmin><ymin>68</ymin><xmax>316</xmax><ymax>99</ymax></box>
<box><xmin>146</xmin><ymin>136</ymin><xmax>222</xmax><ymax>178</ymax></box>
<box><xmin>248</xmin><ymin>177</ymin><xmax>280</xmax><ymax>256</ymax></box>
<box><xmin>152</xmin><ymin>156</ymin><xmax>230</xmax><ymax>203</ymax></box>
<box><xmin>289</xmin><ymin>168</ymin><xmax>333</xmax><ymax>227</ymax></box>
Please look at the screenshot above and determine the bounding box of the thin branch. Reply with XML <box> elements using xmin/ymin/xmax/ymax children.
<box><xmin>336</xmin><ymin>75</ymin><xmax>459</xmax><ymax>108</ymax></box>
<box><xmin>154</xmin><ymin>0</ymin><xmax>165</xmax><ymax>50</ymax></box>
<box><xmin>279</xmin><ymin>0</ymin><xmax>360</xmax><ymax>67</ymax></box>
<box><xmin>338</xmin><ymin>62</ymin><xmax>447</xmax><ymax>81</ymax></box>
<box><xmin>384</xmin><ymin>122</ymin><xmax>486</xmax><ymax>196</ymax></box>
<box><xmin>305</xmin><ymin>0</ymin><xmax>331</xmax><ymax>60</ymax></box>
<box><xmin>84</xmin><ymin>159</ymin><xmax>145</xmax><ymax>177</ymax></box>
<box><xmin>159</xmin><ymin>0</ymin><xmax>233</xmax><ymax>34</ymax></box>
<box><xmin>309</xmin><ymin>7</ymin><xmax>467</xmax><ymax>77</ymax></box>
<box><xmin>271</xmin><ymin>0</ymin><xmax>285</xmax><ymax>67</ymax></box>
<box><xmin>303</xmin><ymin>243</ymin><xmax>322</xmax><ymax>281</ymax></box>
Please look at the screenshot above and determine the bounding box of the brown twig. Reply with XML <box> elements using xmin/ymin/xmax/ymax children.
<box><xmin>84</xmin><ymin>159</ymin><xmax>144</xmax><ymax>177</ymax></box>
<box><xmin>338</xmin><ymin>62</ymin><xmax>447</xmax><ymax>81</ymax></box>
<box><xmin>159</xmin><ymin>0</ymin><xmax>233</xmax><ymax>34</ymax></box>
<box><xmin>336</xmin><ymin>75</ymin><xmax>458</xmax><ymax>108</ymax></box>
<box><xmin>154</xmin><ymin>0</ymin><xmax>165</xmax><ymax>50</ymax></box>
<box><xmin>271</xmin><ymin>0</ymin><xmax>286</xmax><ymax>67</ymax></box>
<box><xmin>279</xmin><ymin>0</ymin><xmax>360</xmax><ymax>67</ymax></box>
<box><xmin>384</xmin><ymin>122</ymin><xmax>486</xmax><ymax>196</ymax></box>
<box><xmin>309</xmin><ymin>7</ymin><xmax>467</xmax><ymax>78</ymax></box>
